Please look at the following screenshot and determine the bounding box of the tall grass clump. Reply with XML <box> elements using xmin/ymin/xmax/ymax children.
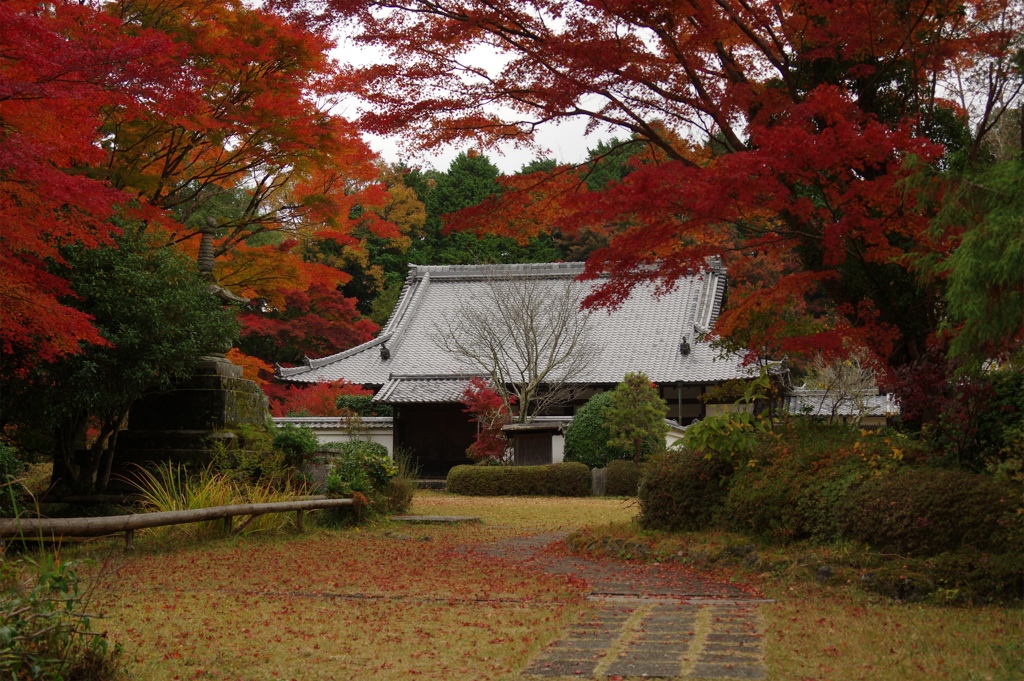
<box><xmin>1</xmin><ymin>554</ymin><xmax>127</xmax><ymax>680</ymax></box>
<box><xmin>383</xmin><ymin>447</ymin><xmax>419</xmax><ymax>514</ymax></box>
<box><xmin>1</xmin><ymin>442</ymin><xmax>28</xmax><ymax>517</ymax></box>
<box><xmin>131</xmin><ymin>463</ymin><xmax>303</xmax><ymax>539</ymax></box>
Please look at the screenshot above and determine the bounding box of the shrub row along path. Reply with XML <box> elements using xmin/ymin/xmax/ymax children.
<box><xmin>469</xmin><ymin>534</ymin><xmax>768</xmax><ymax>680</ymax></box>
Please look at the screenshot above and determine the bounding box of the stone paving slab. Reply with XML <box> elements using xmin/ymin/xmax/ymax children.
<box><xmin>472</xmin><ymin>534</ymin><xmax>767</xmax><ymax>680</ymax></box>
<box><xmin>687</xmin><ymin>663</ymin><xmax>766</xmax><ymax>679</ymax></box>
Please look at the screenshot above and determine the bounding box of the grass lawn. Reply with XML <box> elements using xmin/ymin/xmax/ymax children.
<box><xmin>82</xmin><ymin>493</ymin><xmax>633</xmax><ymax>680</ymax></box>
<box><xmin>22</xmin><ymin>492</ymin><xmax>1021</xmax><ymax>680</ymax></box>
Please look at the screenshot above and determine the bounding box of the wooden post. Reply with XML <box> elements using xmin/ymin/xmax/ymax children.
<box><xmin>296</xmin><ymin>509</ymin><xmax>305</xmax><ymax>533</ymax></box>
<box><xmin>124</xmin><ymin>529</ymin><xmax>135</xmax><ymax>552</ymax></box>
<box><xmin>223</xmin><ymin>516</ymin><xmax>233</xmax><ymax>535</ymax></box>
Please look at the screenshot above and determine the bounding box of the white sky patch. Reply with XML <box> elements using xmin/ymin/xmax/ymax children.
<box><xmin>332</xmin><ymin>30</ymin><xmax>608</xmax><ymax>174</ymax></box>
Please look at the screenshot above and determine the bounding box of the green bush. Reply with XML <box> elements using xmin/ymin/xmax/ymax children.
<box><xmin>725</xmin><ymin>449</ymin><xmax>871</xmax><ymax>543</ymax></box>
<box><xmin>637</xmin><ymin>449</ymin><xmax>734</xmax><ymax>531</ymax></box>
<box><xmin>446</xmin><ymin>462</ymin><xmax>591</xmax><ymax>496</ymax></box>
<box><xmin>605</xmin><ymin>373</ymin><xmax>669</xmax><ymax>462</ymax></box>
<box><xmin>1</xmin><ymin>556</ymin><xmax>127</xmax><ymax>680</ymax></box>
<box><xmin>210</xmin><ymin>423</ymin><xmax>287</xmax><ymax>483</ymax></box>
<box><xmin>563</xmin><ymin>392</ymin><xmax>630</xmax><ymax>468</ymax></box>
<box><xmin>0</xmin><ymin>442</ymin><xmax>28</xmax><ymax>515</ymax></box>
<box><xmin>605</xmin><ymin>460</ymin><xmax>644</xmax><ymax>496</ymax></box>
<box><xmin>272</xmin><ymin>423</ymin><xmax>321</xmax><ymax>467</ymax></box>
<box><xmin>336</xmin><ymin>394</ymin><xmax>393</xmax><ymax>417</ymax></box>
<box><xmin>324</xmin><ymin>441</ymin><xmax>397</xmax><ymax>496</ymax></box>
<box><xmin>837</xmin><ymin>467</ymin><xmax>1022</xmax><ymax>557</ymax></box>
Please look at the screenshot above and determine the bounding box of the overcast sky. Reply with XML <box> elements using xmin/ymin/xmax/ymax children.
<box><xmin>360</xmin><ymin>118</ymin><xmax>605</xmax><ymax>174</ymax></box>
<box><xmin>332</xmin><ymin>36</ymin><xmax>609</xmax><ymax>175</ymax></box>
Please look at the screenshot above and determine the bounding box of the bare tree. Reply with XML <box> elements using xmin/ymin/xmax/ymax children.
<box><xmin>807</xmin><ymin>351</ymin><xmax>878</xmax><ymax>424</ymax></box>
<box><xmin>434</xmin><ymin>276</ymin><xmax>596</xmax><ymax>422</ymax></box>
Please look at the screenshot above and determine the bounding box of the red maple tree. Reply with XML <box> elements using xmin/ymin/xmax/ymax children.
<box><xmin>460</xmin><ymin>377</ymin><xmax>515</xmax><ymax>462</ymax></box>
<box><xmin>265</xmin><ymin>380</ymin><xmax>374</xmax><ymax>417</ymax></box>
<box><xmin>2</xmin><ymin>0</ymin><xmax>397</xmax><ymax>388</ymax></box>
<box><xmin>325</xmin><ymin>0</ymin><xmax>1021</xmax><ymax>371</ymax></box>
<box><xmin>0</xmin><ymin>0</ymin><xmax>177</xmax><ymax>369</ymax></box>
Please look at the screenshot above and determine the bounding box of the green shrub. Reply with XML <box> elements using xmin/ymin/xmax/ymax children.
<box><xmin>0</xmin><ymin>442</ymin><xmax>28</xmax><ymax>516</ymax></box>
<box><xmin>725</xmin><ymin>450</ymin><xmax>871</xmax><ymax>543</ymax></box>
<box><xmin>563</xmin><ymin>392</ymin><xmax>630</xmax><ymax>468</ymax></box>
<box><xmin>722</xmin><ymin>422</ymin><xmax>925</xmax><ymax>543</ymax></box>
<box><xmin>637</xmin><ymin>449</ymin><xmax>734</xmax><ymax>531</ymax></box>
<box><xmin>605</xmin><ymin>460</ymin><xmax>644</xmax><ymax>496</ymax></box>
<box><xmin>210</xmin><ymin>423</ymin><xmax>287</xmax><ymax>483</ymax></box>
<box><xmin>837</xmin><ymin>467</ymin><xmax>1022</xmax><ymax>557</ymax></box>
<box><xmin>272</xmin><ymin>423</ymin><xmax>321</xmax><ymax>467</ymax></box>
<box><xmin>336</xmin><ymin>394</ymin><xmax>393</xmax><ymax>417</ymax></box>
<box><xmin>324</xmin><ymin>441</ymin><xmax>397</xmax><ymax>496</ymax></box>
<box><xmin>446</xmin><ymin>462</ymin><xmax>591</xmax><ymax>496</ymax></box>
<box><xmin>1</xmin><ymin>555</ymin><xmax>127</xmax><ymax>680</ymax></box>
<box><xmin>917</xmin><ymin>547</ymin><xmax>1024</xmax><ymax>604</ymax></box>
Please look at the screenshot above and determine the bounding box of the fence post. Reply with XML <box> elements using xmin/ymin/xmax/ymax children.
<box><xmin>125</xmin><ymin>529</ymin><xmax>135</xmax><ymax>552</ymax></box>
<box><xmin>223</xmin><ymin>516</ymin><xmax>233</xmax><ymax>535</ymax></box>
<box><xmin>592</xmin><ymin>467</ymin><xmax>607</xmax><ymax>496</ymax></box>
<box><xmin>296</xmin><ymin>509</ymin><xmax>305</xmax><ymax>533</ymax></box>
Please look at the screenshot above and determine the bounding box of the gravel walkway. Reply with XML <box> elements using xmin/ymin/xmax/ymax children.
<box><xmin>470</xmin><ymin>534</ymin><xmax>768</xmax><ymax>680</ymax></box>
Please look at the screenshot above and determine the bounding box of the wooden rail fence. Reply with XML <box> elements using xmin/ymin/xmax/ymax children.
<box><xmin>0</xmin><ymin>497</ymin><xmax>355</xmax><ymax>550</ymax></box>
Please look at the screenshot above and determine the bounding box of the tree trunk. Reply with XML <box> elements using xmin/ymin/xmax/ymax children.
<box><xmin>50</xmin><ymin>412</ymin><xmax>88</xmax><ymax>496</ymax></box>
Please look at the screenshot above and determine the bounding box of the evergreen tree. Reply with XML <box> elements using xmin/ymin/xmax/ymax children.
<box><xmin>606</xmin><ymin>373</ymin><xmax>669</xmax><ymax>463</ymax></box>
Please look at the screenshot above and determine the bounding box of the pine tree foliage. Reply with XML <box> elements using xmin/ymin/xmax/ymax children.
<box><xmin>606</xmin><ymin>373</ymin><xmax>669</xmax><ymax>463</ymax></box>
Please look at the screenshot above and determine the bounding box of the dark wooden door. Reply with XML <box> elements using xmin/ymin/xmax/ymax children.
<box><xmin>396</xmin><ymin>403</ymin><xmax>475</xmax><ymax>477</ymax></box>
<box><xmin>514</xmin><ymin>434</ymin><xmax>552</xmax><ymax>466</ymax></box>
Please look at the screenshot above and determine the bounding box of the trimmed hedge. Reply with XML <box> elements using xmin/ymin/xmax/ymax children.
<box><xmin>606</xmin><ymin>460</ymin><xmax>644</xmax><ymax>496</ymax></box>
<box><xmin>638</xmin><ymin>450</ymin><xmax>734</xmax><ymax>531</ymax></box>
<box><xmin>447</xmin><ymin>462</ymin><xmax>591</xmax><ymax>496</ymax></box>
<box><xmin>837</xmin><ymin>467</ymin><xmax>1022</xmax><ymax>556</ymax></box>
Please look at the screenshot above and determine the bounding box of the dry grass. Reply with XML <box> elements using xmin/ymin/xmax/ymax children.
<box><xmin>131</xmin><ymin>463</ymin><xmax>304</xmax><ymax>539</ymax></box>
<box><xmin>763</xmin><ymin>583</ymin><xmax>1023</xmax><ymax>681</ymax></box>
<box><xmin>569</xmin><ymin>522</ymin><xmax>1024</xmax><ymax>681</ymax></box>
<box><xmin>409</xmin><ymin>490</ymin><xmax>637</xmax><ymax>532</ymax></box>
<box><xmin>95</xmin><ymin>527</ymin><xmax>586</xmax><ymax>680</ymax></box>
<box><xmin>33</xmin><ymin>492</ymin><xmax>1023</xmax><ymax>680</ymax></box>
<box><xmin>86</xmin><ymin>493</ymin><xmax>632</xmax><ymax>679</ymax></box>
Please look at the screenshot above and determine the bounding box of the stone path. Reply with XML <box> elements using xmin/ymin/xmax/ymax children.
<box><xmin>471</xmin><ymin>534</ymin><xmax>768</xmax><ymax>680</ymax></box>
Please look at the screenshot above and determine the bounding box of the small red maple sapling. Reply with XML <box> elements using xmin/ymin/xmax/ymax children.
<box><xmin>461</xmin><ymin>377</ymin><xmax>516</xmax><ymax>463</ymax></box>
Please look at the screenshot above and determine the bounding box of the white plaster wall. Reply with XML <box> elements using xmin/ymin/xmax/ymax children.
<box><xmin>552</xmin><ymin>434</ymin><xmax>565</xmax><ymax>463</ymax></box>
<box><xmin>273</xmin><ymin>417</ymin><xmax>395</xmax><ymax>456</ymax></box>
<box><xmin>666</xmin><ymin>423</ymin><xmax>687</xmax><ymax>449</ymax></box>
<box><xmin>313</xmin><ymin>428</ymin><xmax>394</xmax><ymax>455</ymax></box>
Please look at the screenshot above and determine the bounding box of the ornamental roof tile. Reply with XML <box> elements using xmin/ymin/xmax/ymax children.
<box><xmin>278</xmin><ymin>261</ymin><xmax>751</xmax><ymax>393</ymax></box>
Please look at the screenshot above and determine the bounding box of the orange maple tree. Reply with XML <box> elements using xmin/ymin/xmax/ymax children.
<box><xmin>2</xmin><ymin>0</ymin><xmax>395</xmax><ymax>393</ymax></box>
<box><xmin>325</xmin><ymin>0</ymin><xmax>1022</xmax><ymax>370</ymax></box>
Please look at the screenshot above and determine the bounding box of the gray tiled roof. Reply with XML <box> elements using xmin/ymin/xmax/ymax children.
<box><xmin>278</xmin><ymin>261</ymin><xmax>750</xmax><ymax>389</ymax></box>
<box><xmin>272</xmin><ymin>416</ymin><xmax>393</xmax><ymax>429</ymax></box>
<box><xmin>375</xmin><ymin>375</ymin><xmax>479</xmax><ymax>404</ymax></box>
<box><xmin>785</xmin><ymin>389</ymin><xmax>899</xmax><ymax>417</ymax></box>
